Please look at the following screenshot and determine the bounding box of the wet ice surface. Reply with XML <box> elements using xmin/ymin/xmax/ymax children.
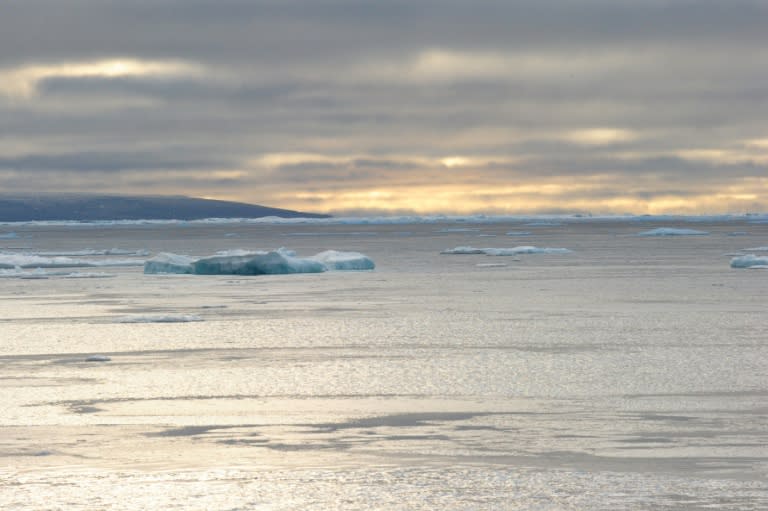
<box><xmin>1</xmin><ymin>220</ymin><xmax>767</xmax><ymax>509</ymax></box>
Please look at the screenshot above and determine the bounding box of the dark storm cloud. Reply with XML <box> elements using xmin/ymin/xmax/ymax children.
<box><xmin>1</xmin><ymin>0</ymin><xmax>767</xmax><ymax>212</ymax></box>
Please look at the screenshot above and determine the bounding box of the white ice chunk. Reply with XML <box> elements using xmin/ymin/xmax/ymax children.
<box><xmin>637</xmin><ymin>227</ymin><xmax>709</xmax><ymax>236</ymax></box>
<box><xmin>441</xmin><ymin>246</ymin><xmax>571</xmax><ymax>256</ymax></box>
<box><xmin>143</xmin><ymin>253</ymin><xmax>196</xmax><ymax>274</ymax></box>
<box><xmin>193</xmin><ymin>250</ymin><xmax>326</xmax><ymax>275</ymax></box>
<box><xmin>33</xmin><ymin>248</ymin><xmax>149</xmax><ymax>257</ymax></box>
<box><xmin>744</xmin><ymin>246</ymin><xmax>768</xmax><ymax>251</ymax></box>
<box><xmin>730</xmin><ymin>254</ymin><xmax>768</xmax><ymax>269</ymax></box>
<box><xmin>309</xmin><ymin>250</ymin><xmax>375</xmax><ymax>270</ymax></box>
<box><xmin>0</xmin><ymin>254</ymin><xmax>143</xmax><ymax>269</ymax></box>
<box><xmin>440</xmin><ymin>246</ymin><xmax>486</xmax><ymax>254</ymax></box>
<box><xmin>437</xmin><ymin>228</ymin><xmax>480</xmax><ymax>233</ymax></box>
<box><xmin>63</xmin><ymin>272</ymin><xmax>116</xmax><ymax>279</ymax></box>
<box><xmin>144</xmin><ymin>248</ymin><xmax>374</xmax><ymax>275</ymax></box>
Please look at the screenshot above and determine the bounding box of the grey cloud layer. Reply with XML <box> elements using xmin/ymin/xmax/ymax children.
<box><xmin>1</xmin><ymin>1</ymin><xmax>767</xmax><ymax>212</ymax></box>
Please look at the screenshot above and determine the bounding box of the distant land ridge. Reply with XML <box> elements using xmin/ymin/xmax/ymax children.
<box><xmin>0</xmin><ymin>194</ymin><xmax>330</xmax><ymax>221</ymax></box>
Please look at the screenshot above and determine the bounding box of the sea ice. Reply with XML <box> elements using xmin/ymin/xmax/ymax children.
<box><xmin>441</xmin><ymin>246</ymin><xmax>572</xmax><ymax>256</ymax></box>
<box><xmin>32</xmin><ymin>248</ymin><xmax>149</xmax><ymax>257</ymax></box>
<box><xmin>193</xmin><ymin>250</ymin><xmax>326</xmax><ymax>275</ymax></box>
<box><xmin>309</xmin><ymin>250</ymin><xmax>376</xmax><ymax>270</ymax></box>
<box><xmin>525</xmin><ymin>222</ymin><xmax>562</xmax><ymax>227</ymax></box>
<box><xmin>437</xmin><ymin>228</ymin><xmax>480</xmax><ymax>233</ymax></box>
<box><xmin>143</xmin><ymin>252</ymin><xmax>196</xmax><ymax>274</ymax></box>
<box><xmin>0</xmin><ymin>268</ymin><xmax>116</xmax><ymax>279</ymax></box>
<box><xmin>730</xmin><ymin>254</ymin><xmax>768</xmax><ymax>269</ymax></box>
<box><xmin>506</xmin><ymin>231</ymin><xmax>532</xmax><ymax>236</ymax></box>
<box><xmin>636</xmin><ymin>227</ymin><xmax>709</xmax><ymax>236</ymax></box>
<box><xmin>0</xmin><ymin>231</ymin><xmax>19</xmax><ymax>239</ymax></box>
<box><xmin>144</xmin><ymin>248</ymin><xmax>374</xmax><ymax>275</ymax></box>
<box><xmin>0</xmin><ymin>254</ymin><xmax>144</xmax><ymax>269</ymax></box>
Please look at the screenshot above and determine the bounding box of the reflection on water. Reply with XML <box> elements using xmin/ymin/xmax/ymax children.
<box><xmin>1</xmin><ymin>220</ymin><xmax>767</xmax><ymax>509</ymax></box>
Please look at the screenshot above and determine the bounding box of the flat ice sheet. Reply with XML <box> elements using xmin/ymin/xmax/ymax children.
<box><xmin>1</xmin><ymin>219</ymin><xmax>766</xmax><ymax>510</ymax></box>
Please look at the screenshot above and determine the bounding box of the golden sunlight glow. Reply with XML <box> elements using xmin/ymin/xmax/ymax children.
<box><xmin>265</xmin><ymin>173</ymin><xmax>768</xmax><ymax>216</ymax></box>
<box><xmin>254</xmin><ymin>153</ymin><xmax>347</xmax><ymax>167</ymax></box>
<box><xmin>440</xmin><ymin>157</ymin><xmax>470</xmax><ymax>168</ymax></box>
<box><xmin>0</xmin><ymin>58</ymin><xmax>202</xmax><ymax>99</ymax></box>
<box><xmin>677</xmin><ymin>148</ymin><xmax>768</xmax><ymax>165</ymax></box>
<box><xmin>744</xmin><ymin>138</ymin><xmax>768</xmax><ymax>149</ymax></box>
<box><xmin>566</xmin><ymin>128</ymin><xmax>636</xmax><ymax>146</ymax></box>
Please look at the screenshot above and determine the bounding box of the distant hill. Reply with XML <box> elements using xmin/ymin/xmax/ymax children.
<box><xmin>0</xmin><ymin>194</ymin><xmax>330</xmax><ymax>221</ymax></box>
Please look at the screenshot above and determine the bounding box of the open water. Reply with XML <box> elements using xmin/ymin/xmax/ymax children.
<box><xmin>1</xmin><ymin>218</ymin><xmax>766</xmax><ymax>509</ymax></box>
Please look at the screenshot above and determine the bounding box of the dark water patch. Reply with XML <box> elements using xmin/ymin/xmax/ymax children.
<box><xmin>454</xmin><ymin>425</ymin><xmax>508</xmax><ymax>432</ymax></box>
<box><xmin>620</xmin><ymin>437</ymin><xmax>676</xmax><ymax>444</ymax></box>
<box><xmin>219</xmin><ymin>438</ymin><xmax>269</xmax><ymax>446</ymax></box>
<box><xmin>381</xmin><ymin>434</ymin><xmax>453</xmax><ymax>442</ymax></box>
<box><xmin>265</xmin><ymin>442</ymin><xmax>347</xmax><ymax>452</ymax></box>
<box><xmin>637</xmin><ymin>414</ymin><xmax>694</xmax><ymax>422</ymax></box>
<box><xmin>310</xmin><ymin>412</ymin><xmax>504</xmax><ymax>432</ymax></box>
<box><xmin>146</xmin><ymin>424</ymin><xmax>263</xmax><ymax>438</ymax></box>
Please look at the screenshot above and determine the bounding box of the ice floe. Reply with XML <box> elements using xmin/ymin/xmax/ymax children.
<box><xmin>116</xmin><ymin>314</ymin><xmax>204</xmax><ymax>323</ymax></box>
<box><xmin>0</xmin><ymin>267</ymin><xmax>116</xmax><ymax>279</ymax></box>
<box><xmin>506</xmin><ymin>231</ymin><xmax>532</xmax><ymax>236</ymax></box>
<box><xmin>0</xmin><ymin>254</ymin><xmax>144</xmax><ymax>269</ymax></box>
<box><xmin>0</xmin><ymin>231</ymin><xmax>19</xmax><ymax>239</ymax></box>
<box><xmin>143</xmin><ymin>252</ymin><xmax>197</xmax><ymax>274</ymax></box>
<box><xmin>525</xmin><ymin>222</ymin><xmax>562</xmax><ymax>227</ymax></box>
<box><xmin>437</xmin><ymin>228</ymin><xmax>480</xmax><ymax>233</ymax></box>
<box><xmin>30</xmin><ymin>248</ymin><xmax>149</xmax><ymax>257</ymax></box>
<box><xmin>193</xmin><ymin>250</ymin><xmax>326</xmax><ymax>275</ymax></box>
<box><xmin>730</xmin><ymin>255</ymin><xmax>768</xmax><ymax>269</ymax></box>
<box><xmin>308</xmin><ymin>250</ymin><xmax>376</xmax><ymax>270</ymax></box>
<box><xmin>441</xmin><ymin>246</ymin><xmax>572</xmax><ymax>256</ymax></box>
<box><xmin>636</xmin><ymin>227</ymin><xmax>709</xmax><ymax>236</ymax></box>
<box><xmin>144</xmin><ymin>248</ymin><xmax>375</xmax><ymax>275</ymax></box>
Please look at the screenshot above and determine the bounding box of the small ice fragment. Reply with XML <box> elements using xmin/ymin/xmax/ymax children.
<box><xmin>309</xmin><ymin>250</ymin><xmax>375</xmax><ymax>270</ymax></box>
<box><xmin>85</xmin><ymin>355</ymin><xmax>111</xmax><ymax>362</ymax></box>
<box><xmin>637</xmin><ymin>227</ymin><xmax>709</xmax><ymax>236</ymax></box>
<box><xmin>525</xmin><ymin>222</ymin><xmax>561</xmax><ymax>227</ymax></box>
<box><xmin>441</xmin><ymin>246</ymin><xmax>571</xmax><ymax>256</ymax></box>
<box><xmin>143</xmin><ymin>252</ymin><xmax>196</xmax><ymax>274</ymax></box>
<box><xmin>730</xmin><ymin>254</ymin><xmax>768</xmax><ymax>268</ymax></box>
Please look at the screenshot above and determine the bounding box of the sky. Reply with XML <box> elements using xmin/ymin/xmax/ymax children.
<box><xmin>1</xmin><ymin>0</ymin><xmax>767</xmax><ymax>216</ymax></box>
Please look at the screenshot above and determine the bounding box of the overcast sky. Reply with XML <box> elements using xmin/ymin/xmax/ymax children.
<box><xmin>1</xmin><ymin>0</ymin><xmax>767</xmax><ymax>215</ymax></box>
